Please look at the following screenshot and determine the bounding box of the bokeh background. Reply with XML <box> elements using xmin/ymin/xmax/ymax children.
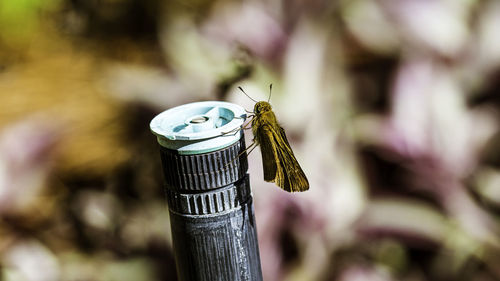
<box><xmin>2</xmin><ymin>0</ymin><xmax>500</xmax><ymax>280</ymax></box>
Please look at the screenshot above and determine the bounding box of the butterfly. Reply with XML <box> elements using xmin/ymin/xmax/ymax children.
<box><xmin>239</xmin><ymin>85</ymin><xmax>309</xmax><ymax>192</ymax></box>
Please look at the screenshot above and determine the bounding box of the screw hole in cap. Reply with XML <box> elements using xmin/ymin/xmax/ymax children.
<box><xmin>189</xmin><ymin>115</ymin><xmax>209</xmax><ymax>124</ymax></box>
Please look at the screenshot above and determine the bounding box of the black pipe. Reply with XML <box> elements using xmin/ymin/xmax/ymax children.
<box><xmin>150</xmin><ymin>102</ymin><xmax>263</xmax><ymax>281</ymax></box>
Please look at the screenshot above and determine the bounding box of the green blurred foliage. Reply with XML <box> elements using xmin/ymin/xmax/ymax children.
<box><xmin>0</xmin><ymin>0</ymin><xmax>59</xmax><ymax>46</ymax></box>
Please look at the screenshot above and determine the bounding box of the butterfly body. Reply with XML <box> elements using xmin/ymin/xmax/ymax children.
<box><xmin>251</xmin><ymin>101</ymin><xmax>309</xmax><ymax>192</ymax></box>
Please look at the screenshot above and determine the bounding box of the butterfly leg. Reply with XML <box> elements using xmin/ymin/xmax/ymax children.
<box><xmin>234</xmin><ymin>113</ymin><xmax>254</xmax><ymax>119</ymax></box>
<box><xmin>223</xmin><ymin>140</ymin><xmax>258</xmax><ymax>168</ymax></box>
<box><xmin>245</xmin><ymin>140</ymin><xmax>259</xmax><ymax>156</ymax></box>
<box><xmin>221</xmin><ymin>116</ymin><xmax>254</xmax><ymax>135</ymax></box>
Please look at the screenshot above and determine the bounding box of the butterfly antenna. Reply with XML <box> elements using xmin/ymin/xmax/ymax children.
<box><xmin>238</xmin><ymin>86</ymin><xmax>258</xmax><ymax>103</ymax></box>
<box><xmin>268</xmin><ymin>84</ymin><xmax>272</xmax><ymax>102</ymax></box>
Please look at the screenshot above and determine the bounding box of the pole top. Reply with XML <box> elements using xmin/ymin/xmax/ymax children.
<box><xmin>150</xmin><ymin>101</ymin><xmax>246</xmax><ymax>154</ymax></box>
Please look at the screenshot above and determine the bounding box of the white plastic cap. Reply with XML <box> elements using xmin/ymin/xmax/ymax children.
<box><xmin>150</xmin><ymin>101</ymin><xmax>247</xmax><ymax>154</ymax></box>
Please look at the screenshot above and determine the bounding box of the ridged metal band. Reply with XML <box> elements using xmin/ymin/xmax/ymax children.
<box><xmin>166</xmin><ymin>176</ymin><xmax>251</xmax><ymax>216</ymax></box>
<box><xmin>159</xmin><ymin>137</ymin><xmax>248</xmax><ymax>191</ymax></box>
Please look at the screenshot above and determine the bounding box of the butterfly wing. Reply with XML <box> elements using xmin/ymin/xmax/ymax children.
<box><xmin>257</xmin><ymin>124</ymin><xmax>309</xmax><ymax>192</ymax></box>
<box><xmin>274</xmin><ymin>126</ymin><xmax>309</xmax><ymax>192</ymax></box>
<box><xmin>257</xmin><ymin>125</ymin><xmax>278</xmax><ymax>182</ymax></box>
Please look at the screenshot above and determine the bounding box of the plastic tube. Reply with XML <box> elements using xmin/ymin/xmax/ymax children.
<box><xmin>150</xmin><ymin>101</ymin><xmax>263</xmax><ymax>281</ymax></box>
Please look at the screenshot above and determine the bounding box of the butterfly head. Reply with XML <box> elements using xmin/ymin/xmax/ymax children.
<box><xmin>254</xmin><ymin>101</ymin><xmax>272</xmax><ymax>114</ymax></box>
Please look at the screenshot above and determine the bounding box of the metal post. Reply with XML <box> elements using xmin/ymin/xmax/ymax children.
<box><xmin>150</xmin><ymin>101</ymin><xmax>263</xmax><ymax>281</ymax></box>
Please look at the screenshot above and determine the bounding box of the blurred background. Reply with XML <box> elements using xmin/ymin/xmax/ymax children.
<box><xmin>1</xmin><ymin>0</ymin><xmax>500</xmax><ymax>280</ymax></box>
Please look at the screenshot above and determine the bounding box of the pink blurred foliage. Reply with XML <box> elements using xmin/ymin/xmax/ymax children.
<box><xmin>202</xmin><ymin>2</ymin><xmax>288</xmax><ymax>63</ymax></box>
<box><xmin>338</xmin><ymin>264</ymin><xmax>393</xmax><ymax>281</ymax></box>
<box><xmin>379</xmin><ymin>0</ymin><xmax>470</xmax><ymax>57</ymax></box>
<box><xmin>0</xmin><ymin>118</ymin><xmax>61</xmax><ymax>215</ymax></box>
<box><xmin>257</xmin><ymin>191</ymin><xmax>326</xmax><ymax>280</ymax></box>
<box><xmin>3</xmin><ymin>0</ymin><xmax>500</xmax><ymax>280</ymax></box>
